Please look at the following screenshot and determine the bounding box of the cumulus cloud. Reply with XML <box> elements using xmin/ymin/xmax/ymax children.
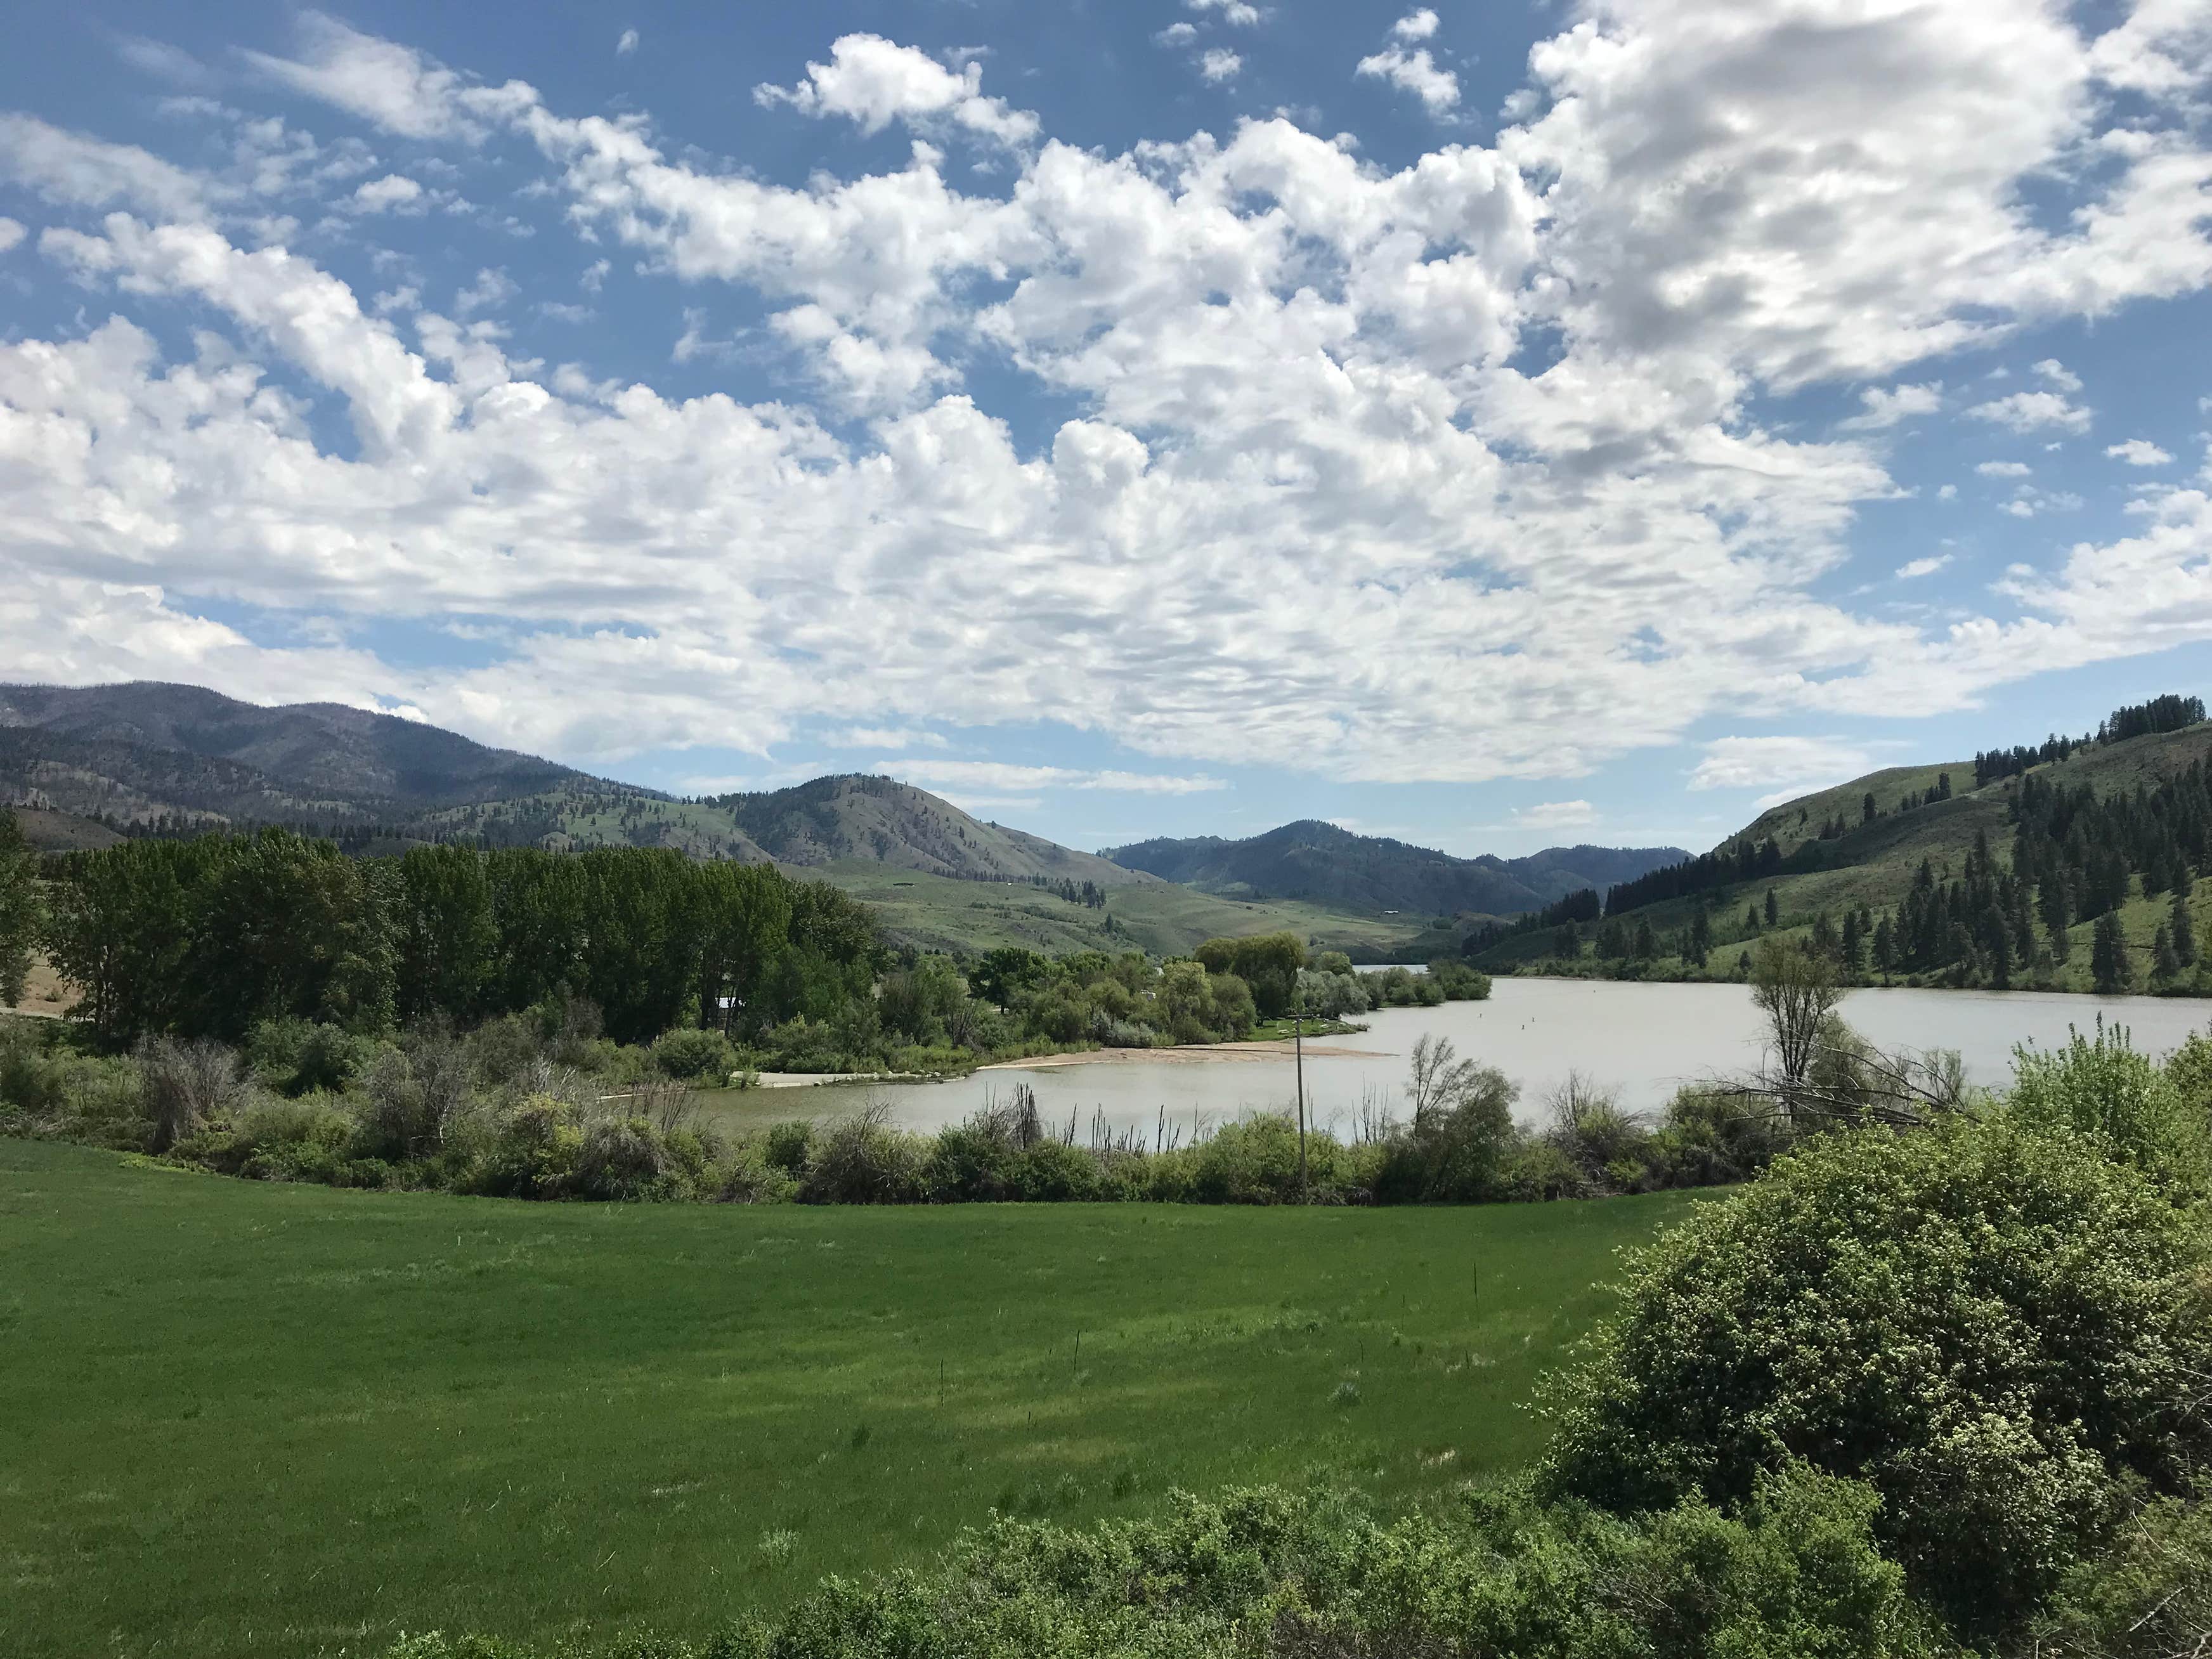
<box><xmin>1356</xmin><ymin>42</ymin><xmax>1459</xmax><ymax>114</ymax></box>
<box><xmin>2033</xmin><ymin>358</ymin><xmax>2083</xmax><ymax>391</ymax></box>
<box><xmin>1689</xmin><ymin>737</ymin><xmax>1875</xmax><ymax>807</ymax></box>
<box><xmin>880</xmin><ymin>760</ymin><xmax>1226</xmax><ymax>795</ymax></box>
<box><xmin>616</xmin><ymin>29</ymin><xmax>639</xmax><ymax>56</ymax></box>
<box><xmin>1155</xmin><ymin>23</ymin><xmax>1198</xmax><ymax>46</ymax></box>
<box><xmin>1967</xmin><ymin>390</ymin><xmax>2093</xmax><ymax>433</ymax></box>
<box><xmin>1511</xmin><ymin>799</ymin><xmax>1596</xmax><ymax>829</ymax></box>
<box><xmin>1186</xmin><ymin>0</ymin><xmax>1262</xmax><ymax>24</ymax></box>
<box><xmin>0</xmin><ymin>216</ymin><xmax>23</xmax><ymax>253</ymax></box>
<box><xmin>752</xmin><ymin>34</ymin><xmax>1038</xmax><ymax>145</ymax></box>
<box><xmin>4</xmin><ymin>6</ymin><xmax>2212</xmax><ymax>788</ymax></box>
<box><xmin>2107</xmin><ymin>438</ymin><xmax>2175</xmax><ymax>465</ymax></box>
<box><xmin>1838</xmin><ymin>382</ymin><xmax>1942</xmax><ymax>431</ymax></box>
<box><xmin>350</xmin><ymin>173</ymin><xmax>423</xmax><ymax>212</ymax></box>
<box><xmin>1896</xmin><ymin>556</ymin><xmax>1951</xmax><ymax>580</ymax></box>
<box><xmin>1199</xmin><ymin>49</ymin><xmax>1242</xmax><ymax>83</ymax></box>
<box><xmin>1977</xmin><ymin>460</ymin><xmax>2033</xmax><ymax>478</ymax></box>
<box><xmin>1393</xmin><ymin>10</ymin><xmax>1440</xmax><ymax>42</ymax></box>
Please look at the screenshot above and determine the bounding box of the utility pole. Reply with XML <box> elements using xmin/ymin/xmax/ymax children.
<box><xmin>1294</xmin><ymin>988</ymin><xmax>1308</xmax><ymax>1202</ymax></box>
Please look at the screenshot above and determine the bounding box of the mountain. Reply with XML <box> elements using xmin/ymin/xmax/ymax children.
<box><xmin>0</xmin><ymin>681</ymin><xmax>583</xmax><ymax>826</ymax></box>
<box><xmin>1102</xmin><ymin>819</ymin><xmax>1690</xmax><ymax>918</ymax></box>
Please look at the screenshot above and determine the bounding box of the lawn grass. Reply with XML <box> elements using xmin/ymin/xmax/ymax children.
<box><xmin>0</xmin><ymin>1138</ymin><xmax>1707</xmax><ymax>1659</ymax></box>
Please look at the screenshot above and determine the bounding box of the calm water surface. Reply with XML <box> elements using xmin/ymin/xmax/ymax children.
<box><xmin>709</xmin><ymin>978</ymin><xmax>2212</xmax><ymax>1138</ymax></box>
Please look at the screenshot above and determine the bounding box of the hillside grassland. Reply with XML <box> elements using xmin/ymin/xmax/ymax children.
<box><xmin>808</xmin><ymin>859</ymin><xmax>1439</xmax><ymax>958</ymax></box>
<box><xmin>0</xmin><ymin>1138</ymin><xmax>1707</xmax><ymax>1659</ymax></box>
<box><xmin>1476</xmin><ymin>725</ymin><xmax>2212</xmax><ymax>988</ymax></box>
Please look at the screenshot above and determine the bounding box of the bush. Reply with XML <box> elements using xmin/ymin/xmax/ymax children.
<box><xmin>138</xmin><ymin>1036</ymin><xmax>250</xmax><ymax>1151</ymax></box>
<box><xmin>797</xmin><ymin>1103</ymin><xmax>927</xmax><ymax>1203</ymax></box>
<box><xmin>651</xmin><ymin>1027</ymin><xmax>736</xmax><ymax>1081</ymax></box>
<box><xmin>572</xmin><ymin>1116</ymin><xmax>685</xmax><ymax>1201</ymax></box>
<box><xmin>1537</xmin><ymin>1114</ymin><xmax>2212</xmax><ymax>1634</ymax></box>
<box><xmin>242</xmin><ymin>1017</ymin><xmax>370</xmax><ymax>1096</ymax></box>
<box><xmin>2010</xmin><ymin>1022</ymin><xmax>2212</xmax><ymax>1199</ymax></box>
<box><xmin>456</xmin><ymin>1096</ymin><xmax>585</xmax><ymax>1199</ymax></box>
<box><xmin>372</xmin><ymin>1469</ymin><xmax>1943</xmax><ymax>1658</ymax></box>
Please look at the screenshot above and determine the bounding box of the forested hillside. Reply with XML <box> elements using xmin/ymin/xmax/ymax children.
<box><xmin>1104</xmin><ymin>819</ymin><xmax>1686</xmax><ymax>917</ymax></box>
<box><xmin>1469</xmin><ymin>694</ymin><xmax>2212</xmax><ymax>994</ymax></box>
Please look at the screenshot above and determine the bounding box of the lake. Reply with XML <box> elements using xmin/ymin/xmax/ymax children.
<box><xmin>698</xmin><ymin>978</ymin><xmax>2212</xmax><ymax>1141</ymax></box>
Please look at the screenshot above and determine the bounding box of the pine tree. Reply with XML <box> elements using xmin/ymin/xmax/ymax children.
<box><xmin>2172</xmin><ymin>888</ymin><xmax>2197</xmax><ymax>968</ymax></box>
<box><xmin>1743</xmin><ymin>901</ymin><xmax>1760</xmax><ymax>937</ymax></box>
<box><xmin>1632</xmin><ymin>919</ymin><xmax>1656</xmax><ymax>960</ymax></box>
<box><xmin>2153</xmin><ymin>923</ymin><xmax>2180</xmax><ymax>982</ymax></box>
<box><xmin>1688</xmin><ymin>908</ymin><xmax>1712</xmax><ymax>964</ymax></box>
<box><xmin>2092</xmin><ymin>910</ymin><xmax>2131</xmax><ymax>994</ymax></box>
<box><xmin>1764</xmin><ymin>888</ymin><xmax>1779</xmax><ymax>927</ymax></box>
<box><xmin>1862</xmin><ymin>791</ymin><xmax>1877</xmax><ymax>824</ymax></box>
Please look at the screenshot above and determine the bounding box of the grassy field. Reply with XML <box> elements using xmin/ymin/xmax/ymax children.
<box><xmin>0</xmin><ymin>1139</ymin><xmax>1705</xmax><ymax>1659</ymax></box>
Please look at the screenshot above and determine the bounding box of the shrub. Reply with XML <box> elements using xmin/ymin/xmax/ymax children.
<box><xmin>2010</xmin><ymin>1022</ymin><xmax>2212</xmax><ymax>1199</ymax></box>
<box><xmin>1537</xmin><ymin>1114</ymin><xmax>2212</xmax><ymax>1634</ymax></box>
<box><xmin>797</xmin><ymin>1103</ymin><xmax>927</xmax><ymax>1204</ymax></box>
<box><xmin>573</xmin><ymin>1116</ymin><xmax>683</xmax><ymax>1201</ymax></box>
<box><xmin>372</xmin><ymin>1470</ymin><xmax>1942</xmax><ymax>1658</ymax></box>
<box><xmin>242</xmin><ymin>1017</ymin><xmax>369</xmax><ymax>1096</ymax></box>
<box><xmin>137</xmin><ymin>1036</ymin><xmax>250</xmax><ymax>1151</ymax></box>
<box><xmin>651</xmin><ymin>1027</ymin><xmax>736</xmax><ymax>1081</ymax></box>
<box><xmin>457</xmin><ymin>1096</ymin><xmax>585</xmax><ymax>1199</ymax></box>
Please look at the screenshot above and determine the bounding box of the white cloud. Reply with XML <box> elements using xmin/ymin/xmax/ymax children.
<box><xmin>2033</xmin><ymin>358</ymin><xmax>2083</xmax><ymax>392</ymax></box>
<box><xmin>2107</xmin><ymin>438</ymin><xmax>2175</xmax><ymax>466</ymax></box>
<box><xmin>1356</xmin><ymin>44</ymin><xmax>1459</xmax><ymax>113</ymax></box>
<box><xmin>752</xmin><ymin>34</ymin><xmax>1038</xmax><ymax>145</ymax></box>
<box><xmin>5</xmin><ymin>8</ymin><xmax>2212</xmax><ymax>791</ymax></box>
<box><xmin>1967</xmin><ymin>390</ymin><xmax>2093</xmax><ymax>434</ymax></box>
<box><xmin>453</xmin><ymin>266</ymin><xmax>517</xmax><ymax>315</ymax></box>
<box><xmin>1511</xmin><ymin>799</ymin><xmax>1596</xmax><ymax>829</ymax></box>
<box><xmin>0</xmin><ymin>217</ymin><xmax>23</xmax><ymax>254</ymax></box>
<box><xmin>1689</xmin><ymin>737</ymin><xmax>1874</xmax><ymax>807</ymax></box>
<box><xmin>1938</xmin><ymin>484</ymin><xmax>1958</xmax><ymax>500</ymax></box>
<box><xmin>1838</xmin><ymin>382</ymin><xmax>1942</xmax><ymax>431</ymax></box>
<box><xmin>1186</xmin><ymin>0</ymin><xmax>1262</xmax><ymax>25</ymax></box>
<box><xmin>1199</xmin><ymin>49</ymin><xmax>1242</xmax><ymax>84</ymax></box>
<box><xmin>241</xmin><ymin>12</ymin><xmax>537</xmax><ymax>141</ymax></box>
<box><xmin>828</xmin><ymin>726</ymin><xmax>950</xmax><ymax>750</ymax></box>
<box><xmin>1977</xmin><ymin>460</ymin><xmax>2033</xmax><ymax>478</ymax></box>
<box><xmin>0</xmin><ymin>114</ymin><xmax>214</xmax><ymax>218</ymax></box>
<box><xmin>1895</xmin><ymin>556</ymin><xmax>1950</xmax><ymax>580</ymax></box>
<box><xmin>880</xmin><ymin>760</ymin><xmax>1225</xmax><ymax>796</ymax></box>
<box><xmin>350</xmin><ymin>173</ymin><xmax>424</xmax><ymax>213</ymax></box>
<box><xmin>1392</xmin><ymin>10</ymin><xmax>1440</xmax><ymax>43</ymax></box>
<box><xmin>1155</xmin><ymin>23</ymin><xmax>1199</xmax><ymax>46</ymax></box>
<box><xmin>616</xmin><ymin>29</ymin><xmax>640</xmax><ymax>57</ymax></box>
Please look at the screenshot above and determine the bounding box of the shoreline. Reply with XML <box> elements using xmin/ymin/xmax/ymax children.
<box><xmin>980</xmin><ymin>1036</ymin><xmax>1391</xmax><ymax>1071</ymax></box>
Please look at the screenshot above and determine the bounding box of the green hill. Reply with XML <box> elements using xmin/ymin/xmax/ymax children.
<box><xmin>1472</xmin><ymin>710</ymin><xmax>2212</xmax><ymax>994</ymax></box>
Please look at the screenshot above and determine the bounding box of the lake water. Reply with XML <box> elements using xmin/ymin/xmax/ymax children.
<box><xmin>704</xmin><ymin>978</ymin><xmax>2212</xmax><ymax>1140</ymax></box>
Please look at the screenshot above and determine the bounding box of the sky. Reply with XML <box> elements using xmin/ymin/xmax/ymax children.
<box><xmin>3</xmin><ymin>1</ymin><xmax>2211</xmax><ymax>860</ymax></box>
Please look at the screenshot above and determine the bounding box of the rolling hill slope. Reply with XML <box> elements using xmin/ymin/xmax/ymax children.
<box><xmin>1471</xmin><ymin>714</ymin><xmax>2212</xmax><ymax>990</ymax></box>
<box><xmin>1104</xmin><ymin>819</ymin><xmax>1687</xmax><ymax>917</ymax></box>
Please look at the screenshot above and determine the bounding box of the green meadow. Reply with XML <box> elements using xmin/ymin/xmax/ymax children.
<box><xmin>0</xmin><ymin>1138</ymin><xmax>1705</xmax><ymax>1659</ymax></box>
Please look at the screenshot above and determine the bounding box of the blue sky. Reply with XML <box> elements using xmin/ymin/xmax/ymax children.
<box><xmin>3</xmin><ymin>1</ymin><xmax>2210</xmax><ymax>859</ymax></box>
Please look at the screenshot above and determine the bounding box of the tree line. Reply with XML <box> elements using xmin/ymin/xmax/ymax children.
<box><xmin>37</xmin><ymin>831</ymin><xmax>875</xmax><ymax>1051</ymax></box>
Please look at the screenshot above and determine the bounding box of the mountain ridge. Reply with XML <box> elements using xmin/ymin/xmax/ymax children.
<box><xmin>1103</xmin><ymin>818</ymin><xmax>1689</xmax><ymax>918</ymax></box>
